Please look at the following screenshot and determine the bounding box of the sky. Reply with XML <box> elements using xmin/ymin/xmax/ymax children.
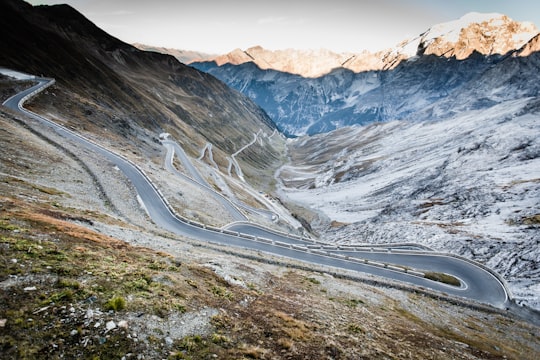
<box><xmin>26</xmin><ymin>0</ymin><xmax>540</xmax><ymax>54</ymax></box>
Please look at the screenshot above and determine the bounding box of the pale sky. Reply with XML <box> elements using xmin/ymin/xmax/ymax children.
<box><xmin>26</xmin><ymin>0</ymin><xmax>540</xmax><ymax>54</ymax></box>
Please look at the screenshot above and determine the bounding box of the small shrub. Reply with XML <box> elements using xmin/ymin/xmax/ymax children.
<box><xmin>347</xmin><ymin>324</ymin><xmax>364</xmax><ymax>334</ymax></box>
<box><xmin>0</xmin><ymin>220</ymin><xmax>20</xmax><ymax>231</ymax></box>
<box><xmin>105</xmin><ymin>296</ymin><xmax>126</xmax><ymax>312</ymax></box>
<box><xmin>343</xmin><ymin>298</ymin><xmax>364</xmax><ymax>308</ymax></box>
<box><xmin>240</xmin><ymin>345</ymin><xmax>266</xmax><ymax>358</ymax></box>
<box><xmin>424</xmin><ymin>272</ymin><xmax>461</xmax><ymax>286</ymax></box>
<box><xmin>277</xmin><ymin>337</ymin><xmax>293</xmax><ymax>349</ymax></box>
<box><xmin>211</xmin><ymin>285</ymin><xmax>233</xmax><ymax>300</ymax></box>
<box><xmin>211</xmin><ymin>333</ymin><xmax>230</xmax><ymax>345</ymax></box>
<box><xmin>43</xmin><ymin>289</ymin><xmax>74</xmax><ymax>305</ymax></box>
<box><xmin>57</xmin><ymin>278</ymin><xmax>81</xmax><ymax>289</ymax></box>
<box><xmin>179</xmin><ymin>335</ymin><xmax>203</xmax><ymax>352</ymax></box>
<box><xmin>125</xmin><ymin>278</ymin><xmax>150</xmax><ymax>292</ymax></box>
<box><xmin>174</xmin><ymin>304</ymin><xmax>186</xmax><ymax>313</ymax></box>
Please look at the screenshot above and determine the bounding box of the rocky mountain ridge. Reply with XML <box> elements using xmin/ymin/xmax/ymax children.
<box><xmin>191</xmin><ymin>13</ymin><xmax>540</xmax><ymax>136</ymax></box>
<box><xmin>133</xmin><ymin>43</ymin><xmax>217</xmax><ymax>64</ymax></box>
<box><xmin>190</xmin><ymin>12</ymin><xmax>538</xmax><ymax>77</ymax></box>
<box><xmin>412</xmin><ymin>12</ymin><xmax>538</xmax><ymax>59</ymax></box>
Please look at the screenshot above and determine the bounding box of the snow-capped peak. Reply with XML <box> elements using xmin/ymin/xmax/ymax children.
<box><xmin>427</xmin><ymin>12</ymin><xmax>507</xmax><ymax>42</ymax></box>
<box><xmin>193</xmin><ymin>13</ymin><xmax>539</xmax><ymax>76</ymax></box>
<box><xmin>415</xmin><ymin>12</ymin><xmax>538</xmax><ymax>59</ymax></box>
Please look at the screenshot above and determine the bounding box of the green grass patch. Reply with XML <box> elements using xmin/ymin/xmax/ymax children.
<box><xmin>342</xmin><ymin>298</ymin><xmax>365</xmax><ymax>308</ymax></box>
<box><xmin>424</xmin><ymin>272</ymin><xmax>461</xmax><ymax>286</ymax></box>
<box><xmin>105</xmin><ymin>295</ymin><xmax>127</xmax><ymax>312</ymax></box>
<box><xmin>31</xmin><ymin>184</ymin><xmax>63</xmax><ymax>195</ymax></box>
<box><xmin>210</xmin><ymin>285</ymin><xmax>233</xmax><ymax>300</ymax></box>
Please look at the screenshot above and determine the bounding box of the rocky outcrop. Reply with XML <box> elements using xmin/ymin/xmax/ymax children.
<box><xmin>193</xmin><ymin>13</ymin><xmax>539</xmax><ymax>77</ymax></box>
<box><xmin>518</xmin><ymin>33</ymin><xmax>540</xmax><ymax>56</ymax></box>
<box><xmin>414</xmin><ymin>13</ymin><xmax>538</xmax><ymax>59</ymax></box>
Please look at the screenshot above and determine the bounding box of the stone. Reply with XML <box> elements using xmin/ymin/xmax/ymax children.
<box><xmin>118</xmin><ymin>320</ymin><xmax>128</xmax><ymax>329</ymax></box>
<box><xmin>106</xmin><ymin>320</ymin><xmax>116</xmax><ymax>331</ymax></box>
<box><xmin>86</xmin><ymin>309</ymin><xmax>94</xmax><ymax>319</ymax></box>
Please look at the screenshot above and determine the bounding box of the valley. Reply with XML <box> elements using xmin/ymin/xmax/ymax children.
<box><xmin>277</xmin><ymin>100</ymin><xmax>540</xmax><ymax>309</ymax></box>
<box><xmin>5</xmin><ymin>72</ymin><xmax>510</xmax><ymax>309</ymax></box>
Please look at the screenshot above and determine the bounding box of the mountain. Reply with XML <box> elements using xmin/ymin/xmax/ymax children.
<box><xmin>411</xmin><ymin>12</ymin><xmax>538</xmax><ymax>59</ymax></box>
<box><xmin>277</xmin><ymin>96</ymin><xmax>540</xmax><ymax>309</ymax></box>
<box><xmin>209</xmin><ymin>46</ymin><xmax>358</xmax><ymax>78</ymax></box>
<box><xmin>194</xmin><ymin>12</ymin><xmax>539</xmax><ymax>76</ymax></box>
<box><xmin>0</xmin><ymin>0</ymin><xmax>284</xmax><ymax>186</ymax></box>
<box><xmin>191</xmin><ymin>13</ymin><xmax>540</xmax><ymax>136</ymax></box>
<box><xmin>133</xmin><ymin>43</ymin><xmax>217</xmax><ymax>64</ymax></box>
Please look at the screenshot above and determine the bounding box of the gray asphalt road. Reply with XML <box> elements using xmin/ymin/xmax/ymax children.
<box><xmin>2</xmin><ymin>76</ymin><xmax>510</xmax><ymax>309</ymax></box>
<box><xmin>162</xmin><ymin>140</ymin><xmax>247</xmax><ymax>222</ymax></box>
<box><xmin>327</xmin><ymin>249</ymin><xmax>508</xmax><ymax>307</ymax></box>
<box><xmin>165</xmin><ymin>139</ymin><xmax>277</xmax><ymax>222</ymax></box>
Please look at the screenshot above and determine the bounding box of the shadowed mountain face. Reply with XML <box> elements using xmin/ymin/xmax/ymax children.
<box><xmin>193</xmin><ymin>49</ymin><xmax>540</xmax><ymax>137</ymax></box>
<box><xmin>0</xmin><ymin>0</ymin><xmax>284</xmax><ymax>181</ymax></box>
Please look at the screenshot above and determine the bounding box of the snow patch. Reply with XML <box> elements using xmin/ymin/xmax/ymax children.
<box><xmin>0</xmin><ymin>68</ymin><xmax>35</xmax><ymax>80</ymax></box>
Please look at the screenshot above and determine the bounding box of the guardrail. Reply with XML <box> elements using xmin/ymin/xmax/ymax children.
<box><xmin>318</xmin><ymin>246</ymin><xmax>510</xmax><ymax>295</ymax></box>
<box><xmin>15</xmin><ymin>77</ymin><xmax>56</xmax><ymax>109</ymax></box>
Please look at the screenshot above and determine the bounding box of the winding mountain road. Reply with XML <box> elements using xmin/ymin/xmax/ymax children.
<box><xmin>162</xmin><ymin>139</ymin><xmax>247</xmax><ymax>222</ymax></box>
<box><xmin>164</xmin><ymin>137</ymin><xmax>278</xmax><ymax>222</ymax></box>
<box><xmin>2</xmin><ymin>73</ymin><xmax>510</xmax><ymax>309</ymax></box>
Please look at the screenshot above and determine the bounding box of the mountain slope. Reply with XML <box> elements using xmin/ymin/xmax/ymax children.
<box><xmin>191</xmin><ymin>13</ymin><xmax>540</xmax><ymax>136</ymax></box>
<box><xmin>276</xmin><ymin>46</ymin><xmax>540</xmax><ymax>308</ymax></box>
<box><xmin>0</xmin><ymin>0</ymin><xmax>284</xmax><ymax>184</ymax></box>
<box><xmin>2</xmin><ymin>101</ymin><xmax>539</xmax><ymax>357</ymax></box>
<box><xmin>277</xmin><ymin>99</ymin><xmax>540</xmax><ymax>308</ymax></box>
